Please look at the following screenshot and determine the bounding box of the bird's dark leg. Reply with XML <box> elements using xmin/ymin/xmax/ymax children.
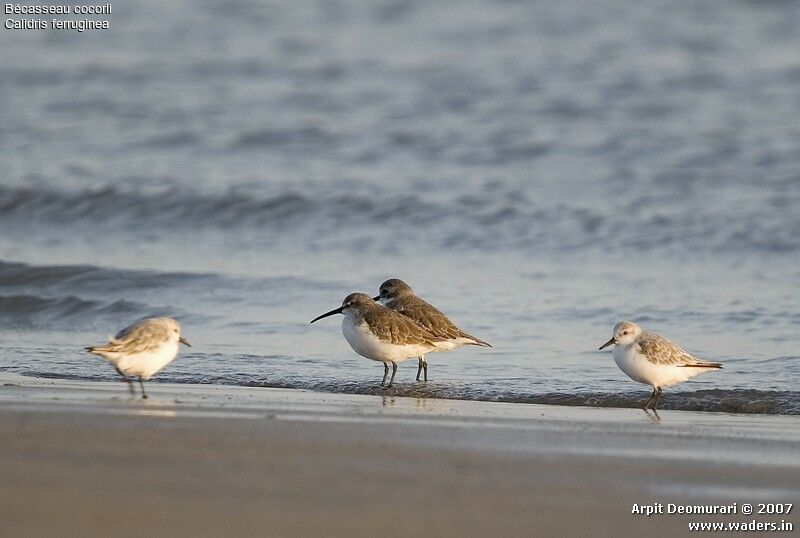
<box><xmin>388</xmin><ymin>361</ymin><xmax>397</xmax><ymax>387</ymax></box>
<box><xmin>643</xmin><ymin>407</ymin><xmax>661</xmax><ymax>423</ymax></box>
<box><xmin>651</xmin><ymin>387</ymin><xmax>663</xmax><ymax>410</ymax></box>
<box><xmin>416</xmin><ymin>356</ymin><xmax>423</xmax><ymax>381</ymax></box>
<box><xmin>116</xmin><ymin>367</ymin><xmax>135</xmax><ymax>395</ymax></box>
<box><xmin>381</xmin><ymin>362</ymin><xmax>389</xmax><ymax>386</ymax></box>
<box><xmin>643</xmin><ymin>387</ymin><xmax>657</xmax><ymax>410</ymax></box>
<box><xmin>422</xmin><ymin>357</ymin><xmax>428</xmax><ymax>382</ymax></box>
<box><xmin>138</xmin><ymin>378</ymin><xmax>148</xmax><ymax>399</ymax></box>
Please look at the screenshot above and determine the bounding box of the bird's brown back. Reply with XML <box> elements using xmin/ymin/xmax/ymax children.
<box><xmin>361</xmin><ymin>306</ymin><xmax>445</xmax><ymax>347</ymax></box>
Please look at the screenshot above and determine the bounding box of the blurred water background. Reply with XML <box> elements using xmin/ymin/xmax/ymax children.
<box><xmin>1</xmin><ymin>0</ymin><xmax>798</xmax><ymax>413</ymax></box>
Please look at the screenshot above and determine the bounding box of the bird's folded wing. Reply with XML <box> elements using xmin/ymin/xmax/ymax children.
<box><xmin>393</xmin><ymin>297</ymin><xmax>462</xmax><ymax>340</ymax></box>
<box><xmin>107</xmin><ymin>319</ymin><xmax>170</xmax><ymax>353</ymax></box>
<box><xmin>365</xmin><ymin>310</ymin><xmax>445</xmax><ymax>347</ymax></box>
<box><xmin>638</xmin><ymin>332</ymin><xmax>714</xmax><ymax>367</ymax></box>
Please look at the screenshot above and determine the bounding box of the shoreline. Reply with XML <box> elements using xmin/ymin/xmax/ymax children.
<box><xmin>12</xmin><ymin>370</ymin><xmax>800</xmax><ymax>415</ymax></box>
<box><xmin>1</xmin><ymin>373</ymin><xmax>799</xmax><ymax>536</ymax></box>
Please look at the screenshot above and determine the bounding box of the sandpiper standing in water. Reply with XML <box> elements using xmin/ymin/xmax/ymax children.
<box><xmin>86</xmin><ymin>317</ymin><xmax>191</xmax><ymax>399</ymax></box>
<box><xmin>599</xmin><ymin>321</ymin><xmax>721</xmax><ymax>411</ymax></box>
<box><xmin>310</xmin><ymin>292</ymin><xmax>446</xmax><ymax>387</ymax></box>
<box><xmin>374</xmin><ymin>279</ymin><xmax>491</xmax><ymax>381</ymax></box>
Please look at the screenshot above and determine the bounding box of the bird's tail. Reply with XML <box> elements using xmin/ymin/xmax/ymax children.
<box><xmin>461</xmin><ymin>332</ymin><xmax>492</xmax><ymax>348</ymax></box>
<box><xmin>682</xmin><ymin>361</ymin><xmax>722</xmax><ymax>369</ymax></box>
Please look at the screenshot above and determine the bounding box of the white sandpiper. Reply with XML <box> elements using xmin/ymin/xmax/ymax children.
<box><xmin>310</xmin><ymin>292</ymin><xmax>446</xmax><ymax>387</ymax></box>
<box><xmin>599</xmin><ymin>321</ymin><xmax>722</xmax><ymax>411</ymax></box>
<box><xmin>374</xmin><ymin>278</ymin><xmax>491</xmax><ymax>381</ymax></box>
<box><xmin>86</xmin><ymin>317</ymin><xmax>191</xmax><ymax>399</ymax></box>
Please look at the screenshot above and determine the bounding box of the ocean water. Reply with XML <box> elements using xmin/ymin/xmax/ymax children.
<box><xmin>1</xmin><ymin>0</ymin><xmax>799</xmax><ymax>414</ymax></box>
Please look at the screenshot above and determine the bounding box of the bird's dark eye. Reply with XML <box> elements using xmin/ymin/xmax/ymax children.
<box><xmin>622</xmin><ymin>331</ymin><xmax>628</xmax><ymax>335</ymax></box>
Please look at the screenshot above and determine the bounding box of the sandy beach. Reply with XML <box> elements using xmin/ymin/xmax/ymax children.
<box><xmin>3</xmin><ymin>0</ymin><xmax>799</xmax><ymax>535</ymax></box>
<box><xmin>0</xmin><ymin>374</ymin><xmax>797</xmax><ymax>537</ymax></box>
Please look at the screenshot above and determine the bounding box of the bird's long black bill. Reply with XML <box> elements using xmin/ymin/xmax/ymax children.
<box><xmin>598</xmin><ymin>337</ymin><xmax>616</xmax><ymax>350</ymax></box>
<box><xmin>179</xmin><ymin>336</ymin><xmax>191</xmax><ymax>347</ymax></box>
<box><xmin>310</xmin><ymin>306</ymin><xmax>344</xmax><ymax>323</ymax></box>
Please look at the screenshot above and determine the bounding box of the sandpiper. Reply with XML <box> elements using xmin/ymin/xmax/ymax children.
<box><xmin>599</xmin><ymin>321</ymin><xmax>722</xmax><ymax>411</ymax></box>
<box><xmin>310</xmin><ymin>292</ymin><xmax>446</xmax><ymax>387</ymax></box>
<box><xmin>86</xmin><ymin>317</ymin><xmax>191</xmax><ymax>399</ymax></box>
<box><xmin>374</xmin><ymin>279</ymin><xmax>491</xmax><ymax>381</ymax></box>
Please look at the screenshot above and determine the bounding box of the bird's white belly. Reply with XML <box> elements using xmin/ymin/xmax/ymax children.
<box><xmin>613</xmin><ymin>345</ymin><xmax>694</xmax><ymax>388</ymax></box>
<box><xmin>342</xmin><ymin>318</ymin><xmax>429</xmax><ymax>363</ymax></box>
<box><xmin>115</xmin><ymin>342</ymin><xmax>179</xmax><ymax>380</ymax></box>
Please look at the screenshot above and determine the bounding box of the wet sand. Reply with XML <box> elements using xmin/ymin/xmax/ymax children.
<box><xmin>0</xmin><ymin>374</ymin><xmax>798</xmax><ymax>537</ymax></box>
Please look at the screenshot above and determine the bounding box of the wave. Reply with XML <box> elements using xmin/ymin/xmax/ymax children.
<box><xmin>0</xmin><ymin>259</ymin><xmax>333</xmax><ymax>330</ymax></box>
<box><xmin>0</xmin><ymin>260</ymin><xmax>218</xmax><ymax>293</ymax></box>
<box><xmin>0</xmin><ymin>258</ymin><xmax>210</xmax><ymax>329</ymax></box>
<box><xmin>0</xmin><ymin>293</ymin><xmax>158</xmax><ymax>329</ymax></box>
<box><xmin>0</xmin><ymin>260</ymin><xmax>331</xmax><ymax>303</ymax></box>
<box><xmin>0</xmin><ymin>184</ymin><xmax>315</xmax><ymax>228</ymax></box>
<box><xmin>2</xmin><ymin>184</ymin><xmax>799</xmax><ymax>254</ymax></box>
